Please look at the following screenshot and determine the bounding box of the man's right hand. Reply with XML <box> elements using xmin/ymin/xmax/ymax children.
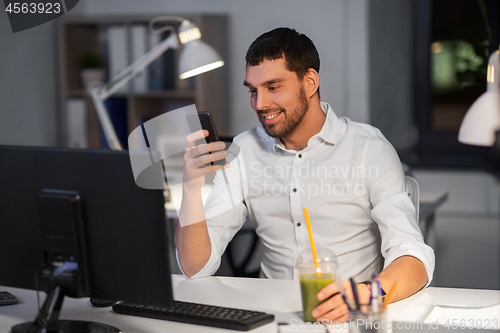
<box><xmin>176</xmin><ymin>129</ymin><xmax>228</xmax><ymax>277</ymax></box>
<box><xmin>183</xmin><ymin>129</ymin><xmax>229</xmax><ymax>190</ymax></box>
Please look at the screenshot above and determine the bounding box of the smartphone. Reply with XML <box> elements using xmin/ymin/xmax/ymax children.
<box><xmin>186</xmin><ymin>112</ymin><xmax>225</xmax><ymax>165</ymax></box>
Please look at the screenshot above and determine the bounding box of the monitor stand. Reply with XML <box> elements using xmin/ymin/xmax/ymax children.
<box><xmin>11</xmin><ymin>284</ymin><xmax>120</xmax><ymax>333</ymax></box>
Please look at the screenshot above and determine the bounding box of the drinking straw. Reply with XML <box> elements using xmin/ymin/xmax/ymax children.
<box><xmin>382</xmin><ymin>282</ymin><xmax>398</xmax><ymax>309</ymax></box>
<box><xmin>303</xmin><ymin>207</ymin><xmax>321</xmax><ymax>279</ymax></box>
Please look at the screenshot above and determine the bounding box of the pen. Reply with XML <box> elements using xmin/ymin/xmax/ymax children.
<box><xmin>349</xmin><ymin>278</ymin><xmax>360</xmax><ymax>310</ymax></box>
<box><xmin>337</xmin><ymin>280</ymin><xmax>356</xmax><ymax>311</ymax></box>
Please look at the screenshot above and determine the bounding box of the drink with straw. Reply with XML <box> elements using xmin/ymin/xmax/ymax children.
<box><xmin>297</xmin><ymin>208</ymin><xmax>338</xmax><ymax>322</ymax></box>
<box><xmin>297</xmin><ymin>248</ymin><xmax>337</xmax><ymax>322</ymax></box>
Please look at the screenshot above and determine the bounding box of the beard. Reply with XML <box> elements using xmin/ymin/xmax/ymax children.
<box><xmin>258</xmin><ymin>87</ymin><xmax>309</xmax><ymax>139</ymax></box>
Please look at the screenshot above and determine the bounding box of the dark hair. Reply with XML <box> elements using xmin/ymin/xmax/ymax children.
<box><xmin>246</xmin><ymin>27</ymin><xmax>320</xmax><ymax>81</ymax></box>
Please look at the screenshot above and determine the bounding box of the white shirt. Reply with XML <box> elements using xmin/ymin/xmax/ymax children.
<box><xmin>187</xmin><ymin>102</ymin><xmax>435</xmax><ymax>283</ymax></box>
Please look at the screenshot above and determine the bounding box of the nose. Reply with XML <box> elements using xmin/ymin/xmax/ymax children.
<box><xmin>254</xmin><ymin>90</ymin><xmax>271</xmax><ymax>111</ymax></box>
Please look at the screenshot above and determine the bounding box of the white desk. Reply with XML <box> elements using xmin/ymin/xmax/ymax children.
<box><xmin>1</xmin><ymin>275</ymin><xmax>499</xmax><ymax>333</ymax></box>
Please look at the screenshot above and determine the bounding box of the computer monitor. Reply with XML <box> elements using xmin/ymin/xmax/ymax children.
<box><xmin>0</xmin><ymin>145</ymin><xmax>174</xmax><ymax>332</ymax></box>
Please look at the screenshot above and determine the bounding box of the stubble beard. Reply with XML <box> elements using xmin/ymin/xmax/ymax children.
<box><xmin>259</xmin><ymin>87</ymin><xmax>309</xmax><ymax>139</ymax></box>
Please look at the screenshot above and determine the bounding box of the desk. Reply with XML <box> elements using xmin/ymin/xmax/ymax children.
<box><xmin>1</xmin><ymin>275</ymin><xmax>499</xmax><ymax>333</ymax></box>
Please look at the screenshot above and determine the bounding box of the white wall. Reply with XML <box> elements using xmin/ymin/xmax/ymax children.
<box><xmin>77</xmin><ymin>0</ymin><xmax>370</xmax><ymax>135</ymax></box>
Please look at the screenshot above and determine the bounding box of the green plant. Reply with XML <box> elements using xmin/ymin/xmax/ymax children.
<box><xmin>80</xmin><ymin>51</ymin><xmax>104</xmax><ymax>69</ymax></box>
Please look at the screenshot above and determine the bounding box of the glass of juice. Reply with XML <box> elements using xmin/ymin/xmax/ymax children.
<box><xmin>296</xmin><ymin>248</ymin><xmax>338</xmax><ymax>323</ymax></box>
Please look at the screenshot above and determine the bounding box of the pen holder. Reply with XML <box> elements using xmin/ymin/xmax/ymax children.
<box><xmin>349</xmin><ymin>308</ymin><xmax>387</xmax><ymax>333</ymax></box>
<box><xmin>296</xmin><ymin>248</ymin><xmax>337</xmax><ymax>323</ymax></box>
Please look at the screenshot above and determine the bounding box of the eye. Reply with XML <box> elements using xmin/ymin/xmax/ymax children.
<box><xmin>248</xmin><ymin>89</ymin><xmax>257</xmax><ymax>96</ymax></box>
<box><xmin>268</xmin><ymin>86</ymin><xmax>278</xmax><ymax>91</ymax></box>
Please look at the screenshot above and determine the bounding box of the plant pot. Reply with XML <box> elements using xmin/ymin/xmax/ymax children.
<box><xmin>80</xmin><ymin>68</ymin><xmax>105</xmax><ymax>89</ymax></box>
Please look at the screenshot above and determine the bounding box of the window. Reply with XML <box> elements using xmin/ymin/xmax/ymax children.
<box><xmin>411</xmin><ymin>0</ymin><xmax>499</xmax><ymax>169</ymax></box>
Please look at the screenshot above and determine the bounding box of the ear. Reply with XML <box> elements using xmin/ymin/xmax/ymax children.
<box><xmin>302</xmin><ymin>68</ymin><xmax>319</xmax><ymax>99</ymax></box>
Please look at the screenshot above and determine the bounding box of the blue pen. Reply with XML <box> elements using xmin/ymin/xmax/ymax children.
<box><xmin>370</xmin><ymin>273</ymin><xmax>378</xmax><ymax>312</ymax></box>
<box><xmin>337</xmin><ymin>280</ymin><xmax>356</xmax><ymax>311</ymax></box>
<box><xmin>349</xmin><ymin>278</ymin><xmax>360</xmax><ymax>310</ymax></box>
<box><xmin>377</xmin><ymin>280</ymin><xmax>383</xmax><ymax>311</ymax></box>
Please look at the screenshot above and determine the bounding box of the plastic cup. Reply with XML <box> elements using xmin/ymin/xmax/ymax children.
<box><xmin>296</xmin><ymin>248</ymin><xmax>338</xmax><ymax>322</ymax></box>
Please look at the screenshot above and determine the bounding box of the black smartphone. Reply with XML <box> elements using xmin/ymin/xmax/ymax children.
<box><xmin>186</xmin><ymin>112</ymin><xmax>225</xmax><ymax>165</ymax></box>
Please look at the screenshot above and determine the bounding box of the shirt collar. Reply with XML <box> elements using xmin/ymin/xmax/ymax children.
<box><xmin>272</xmin><ymin>102</ymin><xmax>345</xmax><ymax>152</ymax></box>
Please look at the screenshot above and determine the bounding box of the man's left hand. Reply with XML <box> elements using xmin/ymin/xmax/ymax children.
<box><xmin>311</xmin><ymin>280</ymin><xmax>371</xmax><ymax>323</ymax></box>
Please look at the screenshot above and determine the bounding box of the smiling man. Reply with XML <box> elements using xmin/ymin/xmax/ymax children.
<box><xmin>176</xmin><ymin>27</ymin><xmax>435</xmax><ymax>323</ymax></box>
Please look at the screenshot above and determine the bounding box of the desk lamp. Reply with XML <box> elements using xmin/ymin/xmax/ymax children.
<box><xmin>88</xmin><ymin>16</ymin><xmax>224</xmax><ymax>150</ymax></box>
<box><xmin>458</xmin><ymin>47</ymin><xmax>500</xmax><ymax>146</ymax></box>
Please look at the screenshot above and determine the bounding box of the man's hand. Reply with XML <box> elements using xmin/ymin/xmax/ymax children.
<box><xmin>183</xmin><ymin>129</ymin><xmax>229</xmax><ymax>190</ymax></box>
<box><xmin>311</xmin><ymin>256</ymin><xmax>428</xmax><ymax>323</ymax></box>
<box><xmin>176</xmin><ymin>129</ymin><xmax>229</xmax><ymax>277</ymax></box>
<box><xmin>311</xmin><ymin>280</ymin><xmax>371</xmax><ymax>323</ymax></box>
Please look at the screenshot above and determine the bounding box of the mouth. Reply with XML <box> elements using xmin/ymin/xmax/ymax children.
<box><xmin>260</xmin><ymin>110</ymin><xmax>283</xmax><ymax>124</ymax></box>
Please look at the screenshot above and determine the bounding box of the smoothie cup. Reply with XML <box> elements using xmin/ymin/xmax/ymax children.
<box><xmin>296</xmin><ymin>248</ymin><xmax>338</xmax><ymax>322</ymax></box>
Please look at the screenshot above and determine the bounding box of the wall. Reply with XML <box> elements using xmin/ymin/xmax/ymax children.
<box><xmin>368</xmin><ymin>0</ymin><xmax>415</xmax><ymax>151</ymax></box>
<box><xmin>0</xmin><ymin>8</ymin><xmax>62</xmax><ymax>146</ymax></box>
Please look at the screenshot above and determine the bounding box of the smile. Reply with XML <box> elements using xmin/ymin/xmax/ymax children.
<box><xmin>262</xmin><ymin>111</ymin><xmax>282</xmax><ymax>120</ymax></box>
<box><xmin>265</xmin><ymin>113</ymin><xmax>279</xmax><ymax>120</ymax></box>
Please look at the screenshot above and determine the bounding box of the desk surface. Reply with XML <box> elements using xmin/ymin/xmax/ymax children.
<box><xmin>1</xmin><ymin>275</ymin><xmax>499</xmax><ymax>333</ymax></box>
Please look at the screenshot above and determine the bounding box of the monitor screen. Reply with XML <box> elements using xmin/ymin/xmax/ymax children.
<box><xmin>0</xmin><ymin>145</ymin><xmax>174</xmax><ymax>307</ymax></box>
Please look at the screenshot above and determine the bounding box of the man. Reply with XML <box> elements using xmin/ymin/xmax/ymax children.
<box><xmin>176</xmin><ymin>27</ymin><xmax>434</xmax><ymax>323</ymax></box>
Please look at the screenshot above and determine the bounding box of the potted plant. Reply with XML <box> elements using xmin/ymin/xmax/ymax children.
<box><xmin>79</xmin><ymin>51</ymin><xmax>105</xmax><ymax>89</ymax></box>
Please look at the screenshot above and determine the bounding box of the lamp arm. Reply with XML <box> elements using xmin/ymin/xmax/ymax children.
<box><xmin>87</xmin><ymin>30</ymin><xmax>179</xmax><ymax>151</ymax></box>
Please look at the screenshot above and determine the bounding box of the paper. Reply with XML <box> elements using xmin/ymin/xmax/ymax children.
<box><xmin>424</xmin><ymin>304</ymin><xmax>500</xmax><ymax>329</ymax></box>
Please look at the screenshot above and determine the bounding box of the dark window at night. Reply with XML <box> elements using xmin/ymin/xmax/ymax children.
<box><xmin>411</xmin><ymin>0</ymin><xmax>499</xmax><ymax>169</ymax></box>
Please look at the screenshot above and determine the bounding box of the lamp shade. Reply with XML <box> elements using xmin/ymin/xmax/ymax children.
<box><xmin>178</xmin><ymin>40</ymin><xmax>224</xmax><ymax>80</ymax></box>
<box><xmin>458</xmin><ymin>90</ymin><xmax>500</xmax><ymax>146</ymax></box>
<box><xmin>458</xmin><ymin>50</ymin><xmax>500</xmax><ymax>146</ymax></box>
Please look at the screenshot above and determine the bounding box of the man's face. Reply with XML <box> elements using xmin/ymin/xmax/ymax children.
<box><xmin>244</xmin><ymin>58</ymin><xmax>309</xmax><ymax>139</ymax></box>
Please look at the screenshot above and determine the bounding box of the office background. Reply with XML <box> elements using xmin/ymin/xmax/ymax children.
<box><xmin>0</xmin><ymin>0</ymin><xmax>498</xmax><ymax>290</ymax></box>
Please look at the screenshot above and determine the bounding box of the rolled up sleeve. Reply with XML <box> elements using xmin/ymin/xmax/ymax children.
<box><xmin>366</xmin><ymin>130</ymin><xmax>435</xmax><ymax>286</ymax></box>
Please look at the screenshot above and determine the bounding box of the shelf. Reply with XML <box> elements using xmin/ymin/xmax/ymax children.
<box><xmin>59</xmin><ymin>14</ymin><xmax>228</xmax><ymax>149</ymax></box>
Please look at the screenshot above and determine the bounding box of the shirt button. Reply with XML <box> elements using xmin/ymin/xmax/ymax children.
<box><xmin>298</xmin><ymin>154</ymin><xmax>302</xmax><ymax>158</ymax></box>
<box><xmin>297</xmin><ymin>222</ymin><xmax>301</xmax><ymax>227</ymax></box>
<box><xmin>293</xmin><ymin>188</ymin><xmax>297</xmax><ymax>193</ymax></box>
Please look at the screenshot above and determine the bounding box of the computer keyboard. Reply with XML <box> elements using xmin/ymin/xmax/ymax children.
<box><xmin>0</xmin><ymin>291</ymin><xmax>19</xmax><ymax>306</ymax></box>
<box><xmin>112</xmin><ymin>300</ymin><xmax>275</xmax><ymax>331</ymax></box>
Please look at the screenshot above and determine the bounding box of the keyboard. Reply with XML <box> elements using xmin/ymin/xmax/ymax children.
<box><xmin>0</xmin><ymin>291</ymin><xmax>19</xmax><ymax>306</ymax></box>
<box><xmin>112</xmin><ymin>300</ymin><xmax>275</xmax><ymax>331</ymax></box>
